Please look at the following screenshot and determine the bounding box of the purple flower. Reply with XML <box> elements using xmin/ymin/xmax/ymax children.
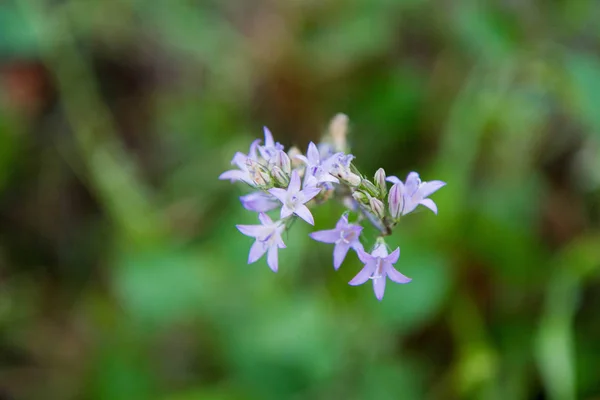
<box><xmin>387</xmin><ymin>172</ymin><xmax>446</xmax><ymax>216</ymax></box>
<box><xmin>268</xmin><ymin>170</ymin><xmax>321</xmax><ymax>225</ymax></box>
<box><xmin>325</xmin><ymin>152</ymin><xmax>361</xmax><ymax>187</ymax></box>
<box><xmin>219</xmin><ymin>140</ymin><xmax>260</xmax><ymax>184</ymax></box>
<box><xmin>349</xmin><ymin>243</ymin><xmax>411</xmax><ymax>301</ymax></box>
<box><xmin>236</xmin><ymin>213</ymin><xmax>286</xmax><ymax>272</ymax></box>
<box><xmin>309</xmin><ymin>214</ymin><xmax>364</xmax><ymax>269</ymax></box>
<box><xmin>258</xmin><ymin>127</ymin><xmax>284</xmax><ymax>162</ymax></box>
<box><xmin>240</xmin><ymin>192</ymin><xmax>280</xmax><ymax>212</ymax></box>
<box><xmin>296</xmin><ymin>142</ymin><xmax>339</xmax><ymax>186</ymax></box>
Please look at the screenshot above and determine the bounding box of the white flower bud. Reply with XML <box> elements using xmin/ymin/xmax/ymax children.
<box><xmin>370</xmin><ymin>197</ymin><xmax>385</xmax><ymax>219</ymax></box>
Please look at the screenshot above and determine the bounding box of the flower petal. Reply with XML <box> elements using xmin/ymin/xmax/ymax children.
<box><xmin>385</xmin><ymin>247</ymin><xmax>400</xmax><ymax>264</ymax></box>
<box><xmin>420</xmin><ymin>180</ymin><xmax>446</xmax><ymax>198</ymax></box>
<box><xmin>335</xmin><ymin>214</ymin><xmax>349</xmax><ymax>230</ymax></box>
<box><xmin>404</xmin><ymin>172</ymin><xmax>421</xmax><ymax>195</ymax></box>
<box><xmin>301</xmin><ymin>187</ymin><xmax>321</xmax><ymax>202</ymax></box>
<box><xmin>401</xmin><ymin>198</ymin><xmax>419</xmax><ymax>215</ymax></box>
<box><xmin>268</xmin><ymin>188</ymin><xmax>287</xmax><ymax>203</ymax></box>
<box><xmin>219</xmin><ymin>170</ymin><xmax>248</xmax><ymax>182</ymax></box>
<box><xmin>349</xmin><ymin>262</ymin><xmax>376</xmax><ymax>286</ymax></box>
<box><xmin>386</xmin><ymin>175</ymin><xmax>402</xmax><ymax>184</ymax></box>
<box><xmin>333</xmin><ymin>243</ymin><xmax>350</xmax><ymax>270</ymax></box>
<box><xmin>281</xmin><ymin>205</ymin><xmax>293</xmax><ymax>219</ymax></box>
<box><xmin>294</xmin><ymin>204</ymin><xmax>314</xmax><ymax>225</ymax></box>
<box><xmin>307</xmin><ymin>142</ymin><xmax>320</xmax><ymax>165</ymax></box>
<box><xmin>267</xmin><ymin>245</ymin><xmax>278</xmax><ymax>272</ymax></box>
<box><xmin>419</xmin><ymin>198</ymin><xmax>438</xmax><ymax>214</ymax></box>
<box><xmin>288</xmin><ymin>170</ymin><xmax>301</xmax><ymax>193</ymax></box>
<box><xmin>371</xmin><ymin>244</ymin><xmax>388</xmax><ymax>258</ymax></box>
<box><xmin>263</xmin><ymin>126</ymin><xmax>274</xmax><ymax>148</ymax></box>
<box><xmin>386</xmin><ymin>265</ymin><xmax>411</xmax><ymax>284</ymax></box>
<box><xmin>373</xmin><ymin>277</ymin><xmax>386</xmax><ymax>301</ymax></box>
<box><xmin>236</xmin><ymin>224</ymin><xmax>264</xmax><ymax>238</ymax></box>
<box><xmin>295</xmin><ymin>155</ymin><xmax>310</xmax><ymax>165</ymax></box>
<box><xmin>258</xmin><ymin>212</ymin><xmax>273</xmax><ymax>225</ymax></box>
<box><xmin>240</xmin><ymin>192</ymin><xmax>279</xmax><ymax>212</ymax></box>
<box><xmin>248</xmin><ymin>241</ymin><xmax>267</xmax><ymax>264</ymax></box>
<box><xmin>356</xmin><ymin>247</ymin><xmax>372</xmax><ymax>264</ymax></box>
<box><xmin>309</xmin><ymin>229</ymin><xmax>339</xmax><ymax>244</ymax></box>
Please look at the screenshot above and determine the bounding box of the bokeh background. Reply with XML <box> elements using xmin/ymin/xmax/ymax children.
<box><xmin>1</xmin><ymin>1</ymin><xmax>600</xmax><ymax>399</ymax></box>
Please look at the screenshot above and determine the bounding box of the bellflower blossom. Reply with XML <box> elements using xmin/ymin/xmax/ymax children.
<box><xmin>218</xmin><ymin>139</ymin><xmax>260</xmax><ymax>185</ymax></box>
<box><xmin>387</xmin><ymin>172</ymin><xmax>446</xmax><ymax>216</ymax></box>
<box><xmin>269</xmin><ymin>170</ymin><xmax>321</xmax><ymax>225</ymax></box>
<box><xmin>349</xmin><ymin>243</ymin><xmax>411</xmax><ymax>301</ymax></box>
<box><xmin>258</xmin><ymin>127</ymin><xmax>284</xmax><ymax>162</ymax></box>
<box><xmin>310</xmin><ymin>214</ymin><xmax>364</xmax><ymax>269</ymax></box>
<box><xmin>296</xmin><ymin>142</ymin><xmax>339</xmax><ymax>186</ymax></box>
<box><xmin>236</xmin><ymin>213</ymin><xmax>286</xmax><ymax>272</ymax></box>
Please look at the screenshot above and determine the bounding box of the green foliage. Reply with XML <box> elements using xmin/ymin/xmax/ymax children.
<box><xmin>1</xmin><ymin>0</ymin><xmax>599</xmax><ymax>399</ymax></box>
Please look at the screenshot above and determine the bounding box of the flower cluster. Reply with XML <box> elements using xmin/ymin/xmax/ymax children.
<box><xmin>220</xmin><ymin>115</ymin><xmax>445</xmax><ymax>300</ymax></box>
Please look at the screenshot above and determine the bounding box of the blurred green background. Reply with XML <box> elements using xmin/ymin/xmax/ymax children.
<box><xmin>1</xmin><ymin>1</ymin><xmax>600</xmax><ymax>399</ymax></box>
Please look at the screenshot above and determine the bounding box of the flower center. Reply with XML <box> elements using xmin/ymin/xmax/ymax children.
<box><xmin>370</xmin><ymin>258</ymin><xmax>385</xmax><ymax>280</ymax></box>
<box><xmin>339</xmin><ymin>229</ymin><xmax>356</xmax><ymax>244</ymax></box>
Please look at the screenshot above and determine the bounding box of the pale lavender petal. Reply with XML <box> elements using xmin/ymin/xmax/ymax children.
<box><xmin>248</xmin><ymin>139</ymin><xmax>260</xmax><ymax>160</ymax></box>
<box><xmin>356</xmin><ymin>247</ymin><xmax>372</xmax><ymax>264</ymax></box>
<box><xmin>385</xmin><ymin>247</ymin><xmax>400</xmax><ymax>264</ymax></box>
<box><xmin>351</xmin><ymin>240</ymin><xmax>364</xmax><ymax>252</ymax></box>
<box><xmin>402</xmin><ymin>199</ymin><xmax>419</xmax><ymax>215</ymax></box>
<box><xmin>371</xmin><ymin>244</ymin><xmax>388</xmax><ymax>258</ymax></box>
<box><xmin>386</xmin><ymin>175</ymin><xmax>402</xmax><ymax>184</ymax></box>
<box><xmin>309</xmin><ymin>229</ymin><xmax>339</xmax><ymax>243</ymax></box>
<box><xmin>318</xmin><ymin>173</ymin><xmax>339</xmax><ymax>184</ymax></box>
<box><xmin>404</xmin><ymin>172</ymin><xmax>421</xmax><ymax>195</ymax></box>
<box><xmin>373</xmin><ymin>277</ymin><xmax>386</xmax><ymax>301</ymax></box>
<box><xmin>248</xmin><ymin>241</ymin><xmax>267</xmax><ymax>264</ymax></box>
<box><xmin>419</xmin><ymin>198</ymin><xmax>438</xmax><ymax>214</ymax></box>
<box><xmin>281</xmin><ymin>205</ymin><xmax>293</xmax><ymax>219</ymax></box>
<box><xmin>258</xmin><ymin>212</ymin><xmax>273</xmax><ymax>225</ymax></box>
<box><xmin>240</xmin><ymin>192</ymin><xmax>279</xmax><ymax>212</ymax></box>
<box><xmin>231</xmin><ymin>152</ymin><xmax>248</xmax><ymax>169</ymax></box>
<box><xmin>219</xmin><ymin>170</ymin><xmax>248</xmax><ymax>182</ymax></box>
<box><xmin>386</xmin><ymin>265</ymin><xmax>411</xmax><ymax>284</ymax></box>
<box><xmin>267</xmin><ymin>245</ymin><xmax>278</xmax><ymax>272</ymax></box>
<box><xmin>301</xmin><ymin>187</ymin><xmax>321</xmax><ymax>202</ymax></box>
<box><xmin>307</xmin><ymin>142</ymin><xmax>320</xmax><ymax>165</ymax></box>
<box><xmin>288</xmin><ymin>170</ymin><xmax>301</xmax><ymax>193</ymax></box>
<box><xmin>420</xmin><ymin>180</ymin><xmax>446</xmax><ymax>198</ymax></box>
<box><xmin>295</xmin><ymin>155</ymin><xmax>310</xmax><ymax>164</ymax></box>
<box><xmin>294</xmin><ymin>204</ymin><xmax>314</xmax><ymax>225</ymax></box>
<box><xmin>263</xmin><ymin>127</ymin><xmax>274</xmax><ymax>148</ymax></box>
<box><xmin>349</xmin><ymin>262</ymin><xmax>376</xmax><ymax>285</ymax></box>
<box><xmin>268</xmin><ymin>188</ymin><xmax>288</xmax><ymax>203</ymax></box>
<box><xmin>335</xmin><ymin>214</ymin><xmax>349</xmax><ymax>229</ymax></box>
<box><xmin>236</xmin><ymin>224</ymin><xmax>264</xmax><ymax>238</ymax></box>
<box><xmin>333</xmin><ymin>243</ymin><xmax>350</xmax><ymax>269</ymax></box>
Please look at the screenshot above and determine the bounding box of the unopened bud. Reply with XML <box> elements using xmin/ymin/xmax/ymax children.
<box><xmin>361</xmin><ymin>179</ymin><xmax>380</xmax><ymax>197</ymax></box>
<box><xmin>370</xmin><ymin>197</ymin><xmax>385</xmax><ymax>219</ymax></box>
<box><xmin>388</xmin><ymin>182</ymin><xmax>404</xmax><ymax>219</ymax></box>
<box><xmin>374</xmin><ymin>168</ymin><xmax>387</xmax><ymax>197</ymax></box>
<box><xmin>246</xmin><ymin>159</ymin><xmax>272</xmax><ymax>187</ymax></box>
<box><xmin>273</xmin><ymin>150</ymin><xmax>291</xmax><ymax>175</ymax></box>
<box><xmin>352</xmin><ymin>190</ymin><xmax>370</xmax><ymax>205</ymax></box>
<box><xmin>340</xmin><ymin>172</ymin><xmax>362</xmax><ymax>187</ymax></box>
<box><xmin>271</xmin><ymin>166</ymin><xmax>290</xmax><ymax>187</ymax></box>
